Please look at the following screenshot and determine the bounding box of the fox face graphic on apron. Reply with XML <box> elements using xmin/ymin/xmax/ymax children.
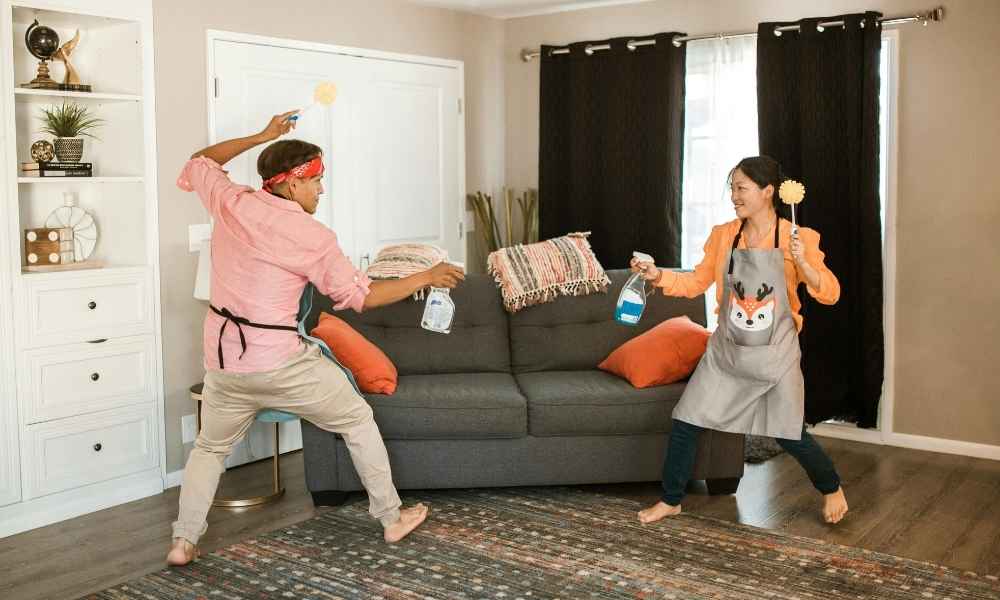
<box><xmin>672</xmin><ymin>219</ymin><xmax>805</xmax><ymax>440</ymax></box>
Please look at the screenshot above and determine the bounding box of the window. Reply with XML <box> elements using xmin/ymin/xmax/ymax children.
<box><xmin>681</xmin><ymin>35</ymin><xmax>759</xmax><ymax>329</ymax></box>
<box><xmin>681</xmin><ymin>34</ymin><xmax>895</xmax><ymax>330</ymax></box>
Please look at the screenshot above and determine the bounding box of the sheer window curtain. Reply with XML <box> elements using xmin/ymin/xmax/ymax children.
<box><xmin>681</xmin><ymin>36</ymin><xmax>758</xmax><ymax>329</ymax></box>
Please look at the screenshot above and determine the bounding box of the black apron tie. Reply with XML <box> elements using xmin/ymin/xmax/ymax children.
<box><xmin>728</xmin><ymin>218</ymin><xmax>782</xmax><ymax>275</ymax></box>
<box><xmin>209</xmin><ymin>305</ymin><xmax>298</xmax><ymax>369</ymax></box>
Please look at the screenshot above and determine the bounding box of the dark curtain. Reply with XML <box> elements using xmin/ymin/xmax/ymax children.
<box><xmin>539</xmin><ymin>33</ymin><xmax>686</xmax><ymax>269</ymax></box>
<box><xmin>757</xmin><ymin>12</ymin><xmax>884</xmax><ymax>427</ymax></box>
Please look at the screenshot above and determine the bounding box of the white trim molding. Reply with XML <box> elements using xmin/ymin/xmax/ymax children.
<box><xmin>205</xmin><ymin>30</ymin><xmax>465</xmax><ymax>71</ymax></box>
<box><xmin>0</xmin><ymin>469</ymin><xmax>162</xmax><ymax>538</ymax></box>
<box><xmin>165</xmin><ymin>469</ymin><xmax>184</xmax><ymax>489</ymax></box>
<box><xmin>809</xmin><ymin>423</ymin><xmax>1000</xmax><ymax>462</ymax></box>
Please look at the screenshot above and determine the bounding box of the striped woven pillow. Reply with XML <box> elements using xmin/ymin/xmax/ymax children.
<box><xmin>487</xmin><ymin>232</ymin><xmax>611</xmax><ymax>313</ymax></box>
<box><xmin>365</xmin><ymin>244</ymin><xmax>448</xmax><ymax>299</ymax></box>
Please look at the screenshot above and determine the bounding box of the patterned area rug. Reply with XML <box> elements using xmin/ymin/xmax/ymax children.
<box><xmin>84</xmin><ymin>488</ymin><xmax>999</xmax><ymax>600</ymax></box>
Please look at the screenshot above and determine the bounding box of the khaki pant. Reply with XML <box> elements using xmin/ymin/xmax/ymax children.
<box><xmin>172</xmin><ymin>344</ymin><xmax>401</xmax><ymax>544</ymax></box>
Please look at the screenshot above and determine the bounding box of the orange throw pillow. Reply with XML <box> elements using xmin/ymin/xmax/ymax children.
<box><xmin>598</xmin><ymin>316</ymin><xmax>711</xmax><ymax>388</ymax></box>
<box><xmin>310</xmin><ymin>312</ymin><xmax>397</xmax><ymax>394</ymax></box>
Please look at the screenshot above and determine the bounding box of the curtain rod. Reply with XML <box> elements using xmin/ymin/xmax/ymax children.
<box><xmin>520</xmin><ymin>6</ymin><xmax>944</xmax><ymax>61</ymax></box>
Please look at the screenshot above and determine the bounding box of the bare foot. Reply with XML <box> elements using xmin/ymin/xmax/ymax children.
<box><xmin>166</xmin><ymin>538</ymin><xmax>198</xmax><ymax>566</ymax></box>
<box><xmin>383</xmin><ymin>503</ymin><xmax>429</xmax><ymax>543</ymax></box>
<box><xmin>638</xmin><ymin>501</ymin><xmax>682</xmax><ymax>524</ymax></box>
<box><xmin>823</xmin><ymin>487</ymin><xmax>849</xmax><ymax>524</ymax></box>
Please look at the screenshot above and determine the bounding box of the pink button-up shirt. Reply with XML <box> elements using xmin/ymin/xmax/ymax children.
<box><xmin>177</xmin><ymin>156</ymin><xmax>370</xmax><ymax>373</ymax></box>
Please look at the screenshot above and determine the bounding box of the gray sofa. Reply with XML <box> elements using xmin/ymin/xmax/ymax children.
<box><xmin>300</xmin><ymin>269</ymin><xmax>744</xmax><ymax>506</ymax></box>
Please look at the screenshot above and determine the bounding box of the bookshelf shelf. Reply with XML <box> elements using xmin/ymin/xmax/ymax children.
<box><xmin>14</xmin><ymin>88</ymin><xmax>142</xmax><ymax>104</ymax></box>
<box><xmin>17</xmin><ymin>176</ymin><xmax>143</xmax><ymax>183</ymax></box>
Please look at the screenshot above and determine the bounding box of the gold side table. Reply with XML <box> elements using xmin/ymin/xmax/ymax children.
<box><xmin>190</xmin><ymin>383</ymin><xmax>292</xmax><ymax>508</ymax></box>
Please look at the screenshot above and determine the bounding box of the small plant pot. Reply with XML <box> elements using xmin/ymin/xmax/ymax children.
<box><xmin>53</xmin><ymin>137</ymin><xmax>84</xmax><ymax>163</ymax></box>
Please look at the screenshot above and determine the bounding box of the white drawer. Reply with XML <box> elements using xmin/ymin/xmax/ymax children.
<box><xmin>24</xmin><ymin>405</ymin><xmax>158</xmax><ymax>499</ymax></box>
<box><xmin>22</xmin><ymin>270</ymin><xmax>152</xmax><ymax>347</ymax></box>
<box><xmin>20</xmin><ymin>336</ymin><xmax>156</xmax><ymax>424</ymax></box>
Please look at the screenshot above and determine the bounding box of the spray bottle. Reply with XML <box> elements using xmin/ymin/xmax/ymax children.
<box><xmin>421</xmin><ymin>261</ymin><xmax>464</xmax><ymax>334</ymax></box>
<box><xmin>615</xmin><ymin>252</ymin><xmax>655</xmax><ymax>326</ymax></box>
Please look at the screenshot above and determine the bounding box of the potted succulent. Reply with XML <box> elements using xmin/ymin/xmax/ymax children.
<box><xmin>37</xmin><ymin>101</ymin><xmax>103</xmax><ymax>163</ymax></box>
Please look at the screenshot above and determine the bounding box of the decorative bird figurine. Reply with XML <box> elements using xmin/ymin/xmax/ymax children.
<box><xmin>52</xmin><ymin>30</ymin><xmax>82</xmax><ymax>86</ymax></box>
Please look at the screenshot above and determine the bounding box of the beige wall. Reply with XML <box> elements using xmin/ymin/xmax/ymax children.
<box><xmin>153</xmin><ymin>0</ymin><xmax>504</xmax><ymax>472</ymax></box>
<box><xmin>503</xmin><ymin>1</ymin><xmax>1000</xmax><ymax>446</ymax></box>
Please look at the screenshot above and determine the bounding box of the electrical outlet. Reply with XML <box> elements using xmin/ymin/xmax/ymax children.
<box><xmin>181</xmin><ymin>413</ymin><xmax>198</xmax><ymax>444</ymax></box>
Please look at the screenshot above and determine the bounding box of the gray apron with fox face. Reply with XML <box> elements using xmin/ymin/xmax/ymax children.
<box><xmin>672</xmin><ymin>219</ymin><xmax>804</xmax><ymax>440</ymax></box>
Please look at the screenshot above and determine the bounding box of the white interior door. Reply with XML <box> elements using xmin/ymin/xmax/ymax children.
<box><xmin>211</xmin><ymin>37</ymin><xmax>464</xmax><ymax>467</ymax></box>
<box><xmin>213</xmin><ymin>40</ymin><xmax>362</xmax><ymax>256</ymax></box>
<box><xmin>353</xmin><ymin>59</ymin><xmax>463</xmax><ymax>264</ymax></box>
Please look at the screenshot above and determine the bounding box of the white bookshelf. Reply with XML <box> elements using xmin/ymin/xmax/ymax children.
<box><xmin>0</xmin><ymin>0</ymin><xmax>165</xmax><ymax>537</ymax></box>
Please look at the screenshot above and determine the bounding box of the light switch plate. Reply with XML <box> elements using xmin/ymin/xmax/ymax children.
<box><xmin>188</xmin><ymin>223</ymin><xmax>212</xmax><ymax>253</ymax></box>
<box><xmin>181</xmin><ymin>413</ymin><xmax>198</xmax><ymax>444</ymax></box>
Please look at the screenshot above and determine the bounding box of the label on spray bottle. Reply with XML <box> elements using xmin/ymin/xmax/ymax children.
<box><xmin>421</xmin><ymin>288</ymin><xmax>455</xmax><ymax>334</ymax></box>
<box><xmin>420</xmin><ymin>261</ymin><xmax>463</xmax><ymax>334</ymax></box>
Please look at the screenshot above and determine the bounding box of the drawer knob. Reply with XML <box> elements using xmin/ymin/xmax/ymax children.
<box><xmin>91</xmin><ymin>373</ymin><xmax>100</xmax><ymax>382</ymax></box>
<box><xmin>93</xmin><ymin>443</ymin><xmax>102</xmax><ymax>452</ymax></box>
<box><xmin>88</xmin><ymin>301</ymin><xmax>97</xmax><ymax>310</ymax></box>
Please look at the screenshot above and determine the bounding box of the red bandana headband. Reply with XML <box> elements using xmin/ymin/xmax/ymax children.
<box><xmin>262</xmin><ymin>156</ymin><xmax>324</xmax><ymax>191</ymax></box>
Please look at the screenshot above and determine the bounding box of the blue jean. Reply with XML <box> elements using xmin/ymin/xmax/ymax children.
<box><xmin>661</xmin><ymin>418</ymin><xmax>841</xmax><ymax>506</ymax></box>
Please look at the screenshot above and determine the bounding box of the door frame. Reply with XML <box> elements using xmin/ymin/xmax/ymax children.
<box><xmin>205</xmin><ymin>29</ymin><xmax>467</xmax><ymax>254</ymax></box>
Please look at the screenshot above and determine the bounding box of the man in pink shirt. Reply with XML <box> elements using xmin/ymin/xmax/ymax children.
<box><xmin>167</xmin><ymin>112</ymin><xmax>464</xmax><ymax>565</ymax></box>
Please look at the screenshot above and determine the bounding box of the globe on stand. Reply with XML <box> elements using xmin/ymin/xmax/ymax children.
<box><xmin>23</xmin><ymin>19</ymin><xmax>61</xmax><ymax>90</ymax></box>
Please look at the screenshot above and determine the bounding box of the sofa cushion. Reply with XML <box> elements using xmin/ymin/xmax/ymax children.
<box><xmin>598</xmin><ymin>316</ymin><xmax>710</xmax><ymax>388</ymax></box>
<box><xmin>311</xmin><ymin>312</ymin><xmax>398</xmax><ymax>394</ymax></box>
<box><xmin>305</xmin><ymin>274</ymin><xmax>511</xmax><ymax>375</ymax></box>
<box><xmin>508</xmin><ymin>269</ymin><xmax>707</xmax><ymax>373</ymax></box>
<box><xmin>365</xmin><ymin>373</ymin><xmax>526</xmax><ymax>440</ymax></box>
<box><xmin>515</xmin><ymin>369</ymin><xmax>684</xmax><ymax>436</ymax></box>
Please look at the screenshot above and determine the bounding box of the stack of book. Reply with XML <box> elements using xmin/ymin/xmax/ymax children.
<box><xmin>21</xmin><ymin>162</ymin><xmax>93</xmax><ymax>177</ymax></box>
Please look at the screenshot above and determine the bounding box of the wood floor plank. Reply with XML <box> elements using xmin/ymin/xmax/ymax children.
<box><xmin>1</xmin><ymin>439</ymin><xmax>998</xmax><ymax>600</ymax></box>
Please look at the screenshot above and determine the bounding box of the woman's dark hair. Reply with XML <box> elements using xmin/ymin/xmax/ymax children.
<box><xmin>728</xmin><ymin>155</ymin><xmax>786</xmax><ymax>209</ymax></box>
<box><xmin>257</xmin><ymin>139</ymin><xmax>323</xmax><ymax>182</ymax></box>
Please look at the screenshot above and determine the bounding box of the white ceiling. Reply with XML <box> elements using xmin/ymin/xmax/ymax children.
<box><xmin>404</xmin><ymin>0</ymin><xmax>653</xmax><ymax>19</ymax></box>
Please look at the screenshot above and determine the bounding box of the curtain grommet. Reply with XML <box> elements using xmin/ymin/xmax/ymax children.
<box><xmin>626</xmin><ymin>40</ymin><xmax>637</xmax><ymax>51</ymax></box>
<box><xmin>672</xmin><ymin>36</ymin><xmax>682</xmax><ymax>47</ymax></box>
<box><xmin>584</xmin><ymin>44</ymin><xmax>595</xmax><ymax>55</ymax></box>
<box><xmin>816</xmin><ymin>24</ymin><xmax>825</xmax><ymax>32</ymax></box>
<box><xmin>774</xmin><ymin>28</ymin><xmax>783</xmax><ymax>37</ymax></box>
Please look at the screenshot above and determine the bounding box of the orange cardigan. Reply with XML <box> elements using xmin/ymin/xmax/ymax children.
<box><xmin>656</xmin><ymin>219</ymin><xmax>840</xmax><ymax>332</ymax></box>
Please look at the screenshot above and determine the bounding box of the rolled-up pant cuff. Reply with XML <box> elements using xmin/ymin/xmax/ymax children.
<box><xmin>377</xmin><ymin>507</ymin><xmax>401</xmax><ymax>528</ymax></box>
<box><xmin>171</xmin><ymin>521</ymin><xmax>207</xmax><ymax>546</ymax></box>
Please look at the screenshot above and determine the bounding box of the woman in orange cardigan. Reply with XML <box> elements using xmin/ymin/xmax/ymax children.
<box><xmin>631</xmin><ymin>156</ymin><xmax>849</xmax><ymax>525</ymax></box>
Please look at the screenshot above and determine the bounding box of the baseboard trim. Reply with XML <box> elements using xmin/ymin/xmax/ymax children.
<box><xmin>0</xmin><ymin>469</ymin><xmax>164</xmax><ymax>538</ymax></box>
<box><xmin>808</xmin><ymin>423</ymin><xmax>885</xmax><ymax>445</ymax></box>
<box><xmin>885</xmin><ymin>432</ymin><xmax>1000</xmax><ymax>461</ymax></box>
<box><xmin>165</xmin><ymin>469</ymin><xmax>183</xmax><ymax>489</ymax></box>
<box><xmin>809</xmin><ymin>423</ymin><xmax>1000</xmax><ymax>461</ymax></box>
